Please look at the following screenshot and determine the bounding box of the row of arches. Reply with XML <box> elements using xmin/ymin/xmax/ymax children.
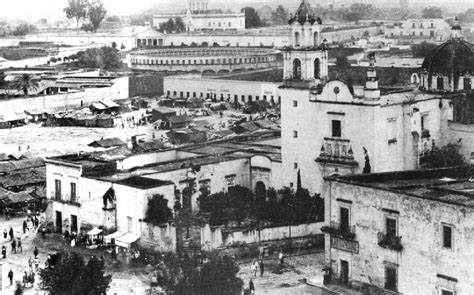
<box><xmin>292</xmin><ymin>58</ymin><xmax>321</xmax><ymax>80</ymax></box>
<box><xmin>294</xmin><ymin>31</ymin><xmax>319</xmax><ymax>47</ymax></box>
<box><xmin>131</xmin><ymin>55</ymin><xmax>274</xmax><ymax>66</ymax></box>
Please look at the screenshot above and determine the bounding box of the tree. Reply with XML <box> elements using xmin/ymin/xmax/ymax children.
<box><xmin>175</xmin><ymin>17</ymin><xmax>186</xmax><ymax>32</ymax></box>
<box><xmin>106</xmin><ymin>15</ymin><xmax>120</xmax><ymax>22</ymax></box>
<box><xmin>411</xmin><ymin>41</ymin><xmax>437</xmax><ymax>58</ymax></box>
<box><xmin>458</xmin><ymin>8</ymin><xmax>474</xmax><ymax>23</ymax></box>
<box><xmin>420</xmin><ymin>142</ymin><xmax>466</xmax><ymax>168</ymax></box>
<box><xmin>421</xmin><ymin>6</ymin><xmax>442</xmax><ymax>19</ymax></box>
<box><xmin>86</xmin><ymin>0</ymin><xmax>107</xmax><ymax>32</ymax></box>
<box><xmin>76</xmin><ymin>47</ymin><xmax>121</xmax><ymax>71</ymax></box>
<box><xmin>156</xmin><ymin>253</ymin><xmax>243</xmax><ymax>295</ymax></box>
<box><xmin>11</xmin><ymin>24</ymin><xmax>37</xmax><ymax>36</ymax></box>
<box><xmin>241</xmin><ymin>7</ymin><xmax>262</xmax><ymax>28</ymax></box>
<box><xmin>335</xmin><ymin>55</ymin><xmax>351</xmax><ymax>73</ymax></box>
<box><xmin>271</xmin><ymin>5</ymin><xmax>289</xmax><ymax>25</ymax></box>
<box><xmin>144</xmin><ymin>194</ymin><xmax>173</xmax><ymax>225</ymax></box>
<box><xmin>64</xmin><ymin>0</ymin><xmax>88</xmax><ymax>30</ymax></box>
<box><xmin>14</xmin><ymin>74</ymin><xmax>40</xmax><ymax>96</ymax></box>
<box><xmin>40</xmin><ymin>252</ymin><xmax>111</xmax><ymax>295</ymax></box>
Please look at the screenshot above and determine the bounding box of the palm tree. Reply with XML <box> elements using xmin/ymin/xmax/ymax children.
<box><xmin>14</xmin><ymin>73</ymin><xmax>40</xmax><ymax>96</ymax></box>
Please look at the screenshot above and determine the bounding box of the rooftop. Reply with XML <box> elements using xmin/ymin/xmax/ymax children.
<box><xmin>115</xmin><ymin>176</ymin><xmax>173</xmax><ymax>190</ymax></box>
<box><xmin>327</xmin><ymin>166</ymin><xmax>474</xmax><ymax>207</ymax></box>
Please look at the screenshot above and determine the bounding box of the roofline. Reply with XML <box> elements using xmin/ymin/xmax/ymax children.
<box><xmin>324</xmin><ymin>166</ymin><xmax>474</xmax><ymax>208</ymax></box>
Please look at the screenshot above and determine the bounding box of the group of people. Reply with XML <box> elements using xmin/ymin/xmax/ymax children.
<box><xmin>246</xmin><ymin>247</ymin><xmax>286</xmax><ymax>294</ymax></box>
<box><xmin>6</xmin><ymin>247</ymin><xmax>40</xmax><ymax>287</ymax></box>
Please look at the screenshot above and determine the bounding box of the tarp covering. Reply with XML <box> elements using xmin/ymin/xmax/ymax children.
<box><xmin>104</xmin><ymin>231</ymin><xmax>126</xmax><ymax>244</ymax></box>
<box><xmin>115</xmin><ymin>233</ymin><xmax>139</xmax><ymax>248</ymax></box>
<box><xmin>87</xmin><ymin>227</ymin><xmax>103</xmax><ymax>236</ymax></box>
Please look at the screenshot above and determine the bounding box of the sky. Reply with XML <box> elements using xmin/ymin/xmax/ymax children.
<box><xmin>0</xmin><ymin>0</ymin><xmax>472</xmax><ymax>20</ymax></box>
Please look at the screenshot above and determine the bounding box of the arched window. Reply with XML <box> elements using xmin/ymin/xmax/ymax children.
<box><xmin>314</xmin><ymin>32</ymin><xmax>319</xmax><ymax>46</ymax></box>
<box><xmin>294</xmin><ymin>32</ymin><xmax>301</xmax><ymax>47</ymax></box>
<box><xmin>293</xmin><ymin>59</ymin><xmax>301</xmax><ymax>79</ymax></box>
<box><xmin>314</xmin><ymin>58</ymin><xmax>320</xmax><ymax>78</ymax></box>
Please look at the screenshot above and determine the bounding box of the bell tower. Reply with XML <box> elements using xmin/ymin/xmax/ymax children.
<box><xmin>283</xmin><ymin>0</ymin><xmax>328</xmax><ymax>85</ymax></box>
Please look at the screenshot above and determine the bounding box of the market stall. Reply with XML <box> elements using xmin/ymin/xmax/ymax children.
<box><xmin>86</xmin><ymin>227</ymin><xmax>103</xmax><ymax>249</ymax></box>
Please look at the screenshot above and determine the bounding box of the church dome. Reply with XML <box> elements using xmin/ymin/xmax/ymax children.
<box><xmin>421</xmin><ymin>39</ymin><xmax>474</xmax><ymax>76</ymax></box>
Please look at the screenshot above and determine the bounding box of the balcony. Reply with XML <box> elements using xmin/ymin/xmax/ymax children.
<box><xmin>316</xmin><ymin>138</ymin><xmax>358</xmax><ymax>167</ymax></box>
<box><xmin>377</xmin><ymin>232</ymin><xmax>403</xmax><ymax>251</ymax></box>
<box><xmin>49</xmin><ymin>192</ymin><xmax>81</xmax><ymax>207</ymax></box>
<box><xmin>321</xmin><ymin>221</ymin><xmax>356</xmax><ymax>239</ymax></box>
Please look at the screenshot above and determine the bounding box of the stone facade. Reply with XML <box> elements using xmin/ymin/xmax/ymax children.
<box><xmin>322</xmin><ymin>170</ymin><xmax>474</xmax><ymax>293</ymax></box>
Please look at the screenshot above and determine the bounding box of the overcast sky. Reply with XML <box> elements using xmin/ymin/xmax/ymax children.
<box><xmin>0</xmin><ymin>0</ymin><xmax>472</xmax><ymax>20</ymax></box>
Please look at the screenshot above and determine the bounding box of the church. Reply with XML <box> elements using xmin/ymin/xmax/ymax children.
<box><xmin>279</xmin><ymin>1</ymin><xmax>473</xmax><ymax>194</ymax></box>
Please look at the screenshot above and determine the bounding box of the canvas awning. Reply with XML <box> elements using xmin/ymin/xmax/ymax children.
<box><xmin>87</xmin><ymin>227</ymin><xmax>103</xmax><ymax>236</ymax></box>
<box><xmin>115</xmin><ymin>233</ymin><xmax>139</xmax><ymax>248</ymax></box>
<box><xmin>104</xmin><ymin>231</ymin><xmax>126</xmax><ymax>244</ymax></box>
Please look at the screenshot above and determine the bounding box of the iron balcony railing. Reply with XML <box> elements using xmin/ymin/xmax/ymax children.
<box><xmin>321</xmin><ymin>221</ymin><xmax>356</xmax><ymax>239</ymax></box>
<box><xmin>378</xmin><ymin>232</ymin><xmax>403</xmax><ymax>251</ymax></box>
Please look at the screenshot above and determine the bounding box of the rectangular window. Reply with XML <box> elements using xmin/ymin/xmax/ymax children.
<box><xmin>441</xmin><ymin>291</ymin><xmax>454</xmax><ymax>295</ymax></box>
<box><xmin>384</xmin><ymin>267</ymin><xmax>398</xmax><ymax>291</ymax></box>
<box><xmin>248</xmin><ymin>95</ymin><xmax>252</xmax><ymax>102</ymax></box>
<box><xmin>256</xmin><ymin>96</ymin><xmax>259</xmax><ymax>101</ymax></box>
<box><xmin>386</xmin><ymin>217</ymin><xmax>397</xmax><ymax>237</ymax></box>
<box><xmin>55</xmin><ymin>179</ymin><xmax>61</xmax><ymax>200</ymax></box>
<box><xmin>294</xmin><ymin>163</ymin><xmax>298</xmax><ymax>169</ymax></box>
<box><xmin>263</xmin><ymin>95</ymin><xmax>267</xmax><ymax>101</ymax></box>
<box><xmin>293</xmin><ymin>131</ymin><xmax>298</xmax><ymax>138</ymax></box>
<box><xmin>70</xmin><ymin>182</ymin><xmax>76</xmax><ymax>202</ymax></box>
<box><xmin>293</xmin><ymin>100</ymin><xmax>298</xmax><ymax>107</ymax></box>
<box><xmin>443</xmin><ymin>225</ymin><xmax>452</xmax><ymax>248</ymax></box>
<box><xmin>241</xmin><ymin>95</ymin><xmax>245</xmax><ymax>102</ymax></box>
<box><xmin>340</xmin><ymin>207</ymin><xmax>350</xmax><ymax>232</ymax></box>
<box><xmin>332</xmin><ymin>120</ymin><xmax>342</xmax><ymax>138</ymax></box>
<box><xmin>289</xmin><ymin>182</ymin><xmax>294</xmax><ymax>188</ymax></box>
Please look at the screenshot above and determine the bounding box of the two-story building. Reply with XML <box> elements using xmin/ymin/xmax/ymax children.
<box><xmin>322</xmin><ymin>167</ymin><xmax>474</xmax><ymax>293</ymax></box>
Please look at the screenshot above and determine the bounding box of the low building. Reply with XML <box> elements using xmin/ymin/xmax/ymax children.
<box><xmin>152</xmin><ymin>0</ymin><xmax>245</xmax><ymax>32</ymax></box>
<box><xmin>44</xmin><ymin>135</ymin><xmax>282</xmax><ymax>250</ymax></box>
<box><xmin>384</xmin><ymin>19</ymin><xmax>451</xmax><ymax>40</ymax></box>
<box><xmin>322</xmin><ymin>167</ymin><xmax>474</xmax><ymax>293</ymax></box>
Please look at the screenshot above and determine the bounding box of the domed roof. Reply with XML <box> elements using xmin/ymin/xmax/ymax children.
<box><xmin>288</xmin><ymin>0</ymin><xmax>322</xmax><ymax>25</ymax></box>
<box><xmin>421</xmin><ymin>39</ymin><xmax>474</xmax><ymax>76</ymax></box>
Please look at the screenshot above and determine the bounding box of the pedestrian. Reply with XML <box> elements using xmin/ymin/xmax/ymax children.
<box><xmin>18</xmin><ymin>238</ymin><xmax>23</xmax><ymax>253</ymax></box>
<box><xmin>23</xmin><ymin>271</ymin><xmax>28</xmax><ymax>288</ymax></box>
<box><xmin>28</xmin><ymin>256</ymin><xmax>33</xmax><ymax>270</ymax></box>
<box><xmin>34</xmin><ymin>217</ymin><xmax>39</xmax><ymax>229</ymax></box>
<box><xmin>258</xmin><ymin>244</ymin><xmax>264</xmax><ymax>260</ymax></box>
<box><xmin>23</xmin><ymin>220</ymin><xmax>28</xmax><ymax>234</ymax></box>
<box><xmin>8</xmin><ymin>269</ymin><xmax>13</xmax><ymax>286</ymax></box>
<box><xmin>278</xmin><ymin>251</ymin><xmax>284</xmax><ymax>266</ymax></box>
<box><xmin>252</xmin><ymin>260</ymin><xmax>258</xmax><ymax>278</ymax></box>
<box><xmin>34</xmin><ymin>256</ymin><xmax>40</xmax><ymax>272</ymax></box>
<box><xmin>34</xmin><ymin>246</ymin><xmax>39</xmax><ymax>258</ymax></box>
<box><xmin>41</xmin><ymin>227</ymin><xmax>46</xmax><ymax>239</ymax></box>
<box><xmin>9</xmin><ymin>226</ymin><xmax>14</xmax><ymax>241</ymax></box>
<box><xmin>2</xmin><ymin>245</ymin><xmax>6</xmax><ymax>258</ymax></box>
<box><xmin>249</xmin><ymin>279</ymin><xmax>255</xmax><ymax>294</ymax></box>
<box><xmin>259</xmin><ymin>259</ymin><xmax>264</xmax><ymax>277</ymax></box>
<box><xmin>3</xmin><ymin>228</ymin><xmax>7</xmax><ymax>239</ymax></box>
<box><xmin>11</xmin><ymin>238</ymin><xmax>17</xmax><ymax>254</ymax></box>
